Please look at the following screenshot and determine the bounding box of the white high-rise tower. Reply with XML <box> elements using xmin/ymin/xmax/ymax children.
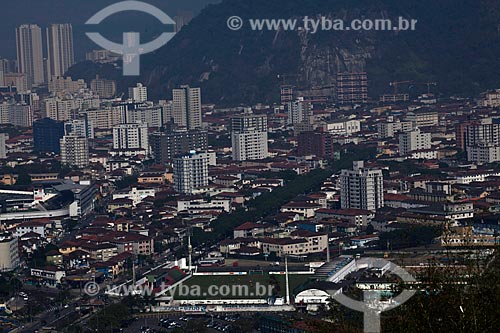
<box><xmin>16</xmin><ymin>24</ymin><xmax>45</xmax><ymax>87</ymax></box>
<box><xmin>340</xmin><ymin>161</ymin><xmax>384</xmax><ymax>212</ymax></box>
<box><xmin>46</xmin><ymin>24</ymin><xmax>75</xmax><ymax>79</ymax></box>
<box><xmin>172</xmin><ymin>85</ymin><xmax>202</xmax><ymax>129</ymax></box>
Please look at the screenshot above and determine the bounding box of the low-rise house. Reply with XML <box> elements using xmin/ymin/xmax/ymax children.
<box><xmin>46</xmin><ymin>249</ymin><xmax>63</xmax><ymax>266</ymax></box>
<box><xmin>261</xmin><ymin>237</ymin><xmax>310</xmax><ymax>257</ymax></box>
<box><xmin>219</xmin><ymin>238</ymin><xmax>261</xmax><ymax>255</ymax></box>
<box><xmin>30</xmin><ymin>266</ymin><xmax>66</xmax><ymax>287</ymax></box>
<box><xmin>233</xmin><ymin>222</ymin><xmax>267</xmax><ymax>238</ymax></box>
<box><xmin>281</xmin><ymin>202</ymin><xmax>321</xmax><ymax>218</ymax></box>
<box><xmin>306</xmin><ymin>193</ymin><xmax>328</xmax><ymax>208</ymax></box>
<box><xmin>350</xmin><ymin>234</ymin><xmax>380</xmax><ymax>247</ymax></box>
<box><xmin>441</xmin><ymin>226</ymin><xmax>498</xmax><ymax>247</ymax></box>
<box><xmin>213</xmin><ymin>192</ymin><xmax>246</xmax><ymax>205</ymax></box>
<box><xmin>64</xmin><ymin>250</ymin><xmax>91</xmax><ymax>269</ymax></box>
<box><xmin>213</xmin><ymin>175</ymin><xmax>240</xmax><ymax>187</ymax></box>
<box><xmin>59</xmin><ymin>241</ymin><xmax>79</xmax><ymax>255</ymax></box>
<box><xmin>261</xmin><ymin>231</ymin><xmax>328</xmax><ymax>257</ymax></box>
<box><xmin>112</xmin><ymin>186</ymin><xmax>158</xmax><ymax>206</ymax></box>
<box><xmin>108</xmin><ymin>198</ymin><xmax>133</xmax><ymax>212</ymax></box>
<box><xmin>384</xmin><ymin>193</ymin><xmax>427</xmax><ymax>209</ymax></box>
<box><xmin>79</xmin><ymin>242</ymin><xmax>118</xmax><ymax>262</ymax></box>
<box><xmin>0</xmin><ymin>174</ymin><xmax>18</xmax><ymax>185</ymax></box>
<box><xmin>236</xmin><ymin>246</ymin><xmax>260</xmax><ymax>256</ymax></box>
<box><xmin>407</xmin><ymin>201</ymin><xmax>474</xmax><ymax>220</ymax></box>
<box><xmin>30</xmin><ymin>173</ymin><xmax>59</xmax><ymax>182</ymax></box>
<box><xmin>290</xmin><ymin>230</ymin><xmax>329</xmax><ymax>253</ymax></box>
<box><xmin>138</xmin><ymin>172</ymin><xmax>166</xmax><ymax>184</ymax></box>
<box><xmin>485</xmin><ymin>192</ymin><xmax>500</xmax><ymax>205</ymax></box>
<box><xmin>250</xmin><ymin>179</ymin><xmax>284</xmax><ymax>188</ymax></box>
<box><xmin>295</xmin><ymin>221</ymin><xmax>324</xmax><ymax>233</ymax></box>
<box><xmin>177</xmin><ymin>198</ymin><xmax>231</xmax><ymax>213</ymax></box>
<box><xmin>94</xmin><ymin>252</ymin><xmax>133</xmax><ymax>278</ymax></box>
<box><xmin>105</xmin><ymin>232</ymin><xmax>154</xmax><ymax>256</ymax></box>
<box><xmin>315</xmin><ymin>209</ymin><xmax>374</xmax><ymax>227</ymax></box>
<box><xmin>14</xmin><ymin>220</ymin><xmax>53</xmax><ymax>238</ymax></box>
<box><xmin>335</xmin><ymin>222</ymin><xmax>358</xmax><ymax>235</ymax></box>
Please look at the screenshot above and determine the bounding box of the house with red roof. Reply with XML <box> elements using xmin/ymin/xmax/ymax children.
<box><xmin>281</xmin><ymin>201</ymin><xmax>322</xmax><ymax>218</ymax></box>
<box><xmin>234</xmin><ymin>222</ymin><xmax>268</xmax><ymax>238</ymax></box>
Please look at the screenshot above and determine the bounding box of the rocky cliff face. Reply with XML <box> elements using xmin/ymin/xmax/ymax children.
<box><xmin>67</xmin><ymin>0</ymin><xmax>500</xmax><ymax>104</ymax></box>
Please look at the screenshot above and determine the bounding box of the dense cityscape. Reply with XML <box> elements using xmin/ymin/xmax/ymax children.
<box><xmin>1</xmin><ymin>1</ymin><xmax>500</xmax><ymax>333</ymax></box>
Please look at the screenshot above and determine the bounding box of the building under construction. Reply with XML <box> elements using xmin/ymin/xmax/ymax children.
<box><xmin>380</xmin><ymin>93</ymin><xmax>410</xmax><ymax>104</ymax></box>
<box><xmin>280</xmin><ymin>85</ymin><xmax>294</xmax><ymax>104</ymax></box>
<box><xmin>336</xmin><ymin>72</ymin><xmax>368</xmax><ymax>105</ymax></box>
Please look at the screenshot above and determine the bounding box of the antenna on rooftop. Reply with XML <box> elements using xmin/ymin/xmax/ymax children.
<box><xmin>326</xmin><ymin>237</ymin><xmax>330</xmax><ymax>263</ymax></box>
<box><xmin>188</xmin><ymin>227</ymin><xmax>193</xmax><ymax>274</ymax></box>
<box><xmin>132</xmin><ymin>262</ymin><xmax>136</xmax><ymax>286</ymax></box>
<box><xmin>285</xmin><ymin>255</ymin><xmax>290</xmax><ymax>305</ymax></box>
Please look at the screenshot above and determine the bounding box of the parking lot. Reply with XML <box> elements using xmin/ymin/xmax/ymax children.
<box><xmin>123</xmin><ymin>313</ymin><xmax>252</xmax><ymax>333</ymax></box>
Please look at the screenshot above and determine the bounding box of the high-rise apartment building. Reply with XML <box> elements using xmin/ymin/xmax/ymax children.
<box><xmin>19</xmin><ymin>91</ymin><xmax>41</xmax><ymax>113</ymax></box>
<box><xmin>322</xmin><ymin>119</ymin><xmax>361</xmax><ymax>136</ymax></box>
<box><xmin>231</xmin><ymin>111</ymin><xmax>268</xmax><ymax>161</ymax></box>
<box><xmin>455</xmin><ymin>122</ymin><xmax>471</xmax><ymax>151</ymax></box>
<box><xmin>467</xmin><ymin>144</ymin><xmax>500</xmax><ymax>164</ymax></box>
<box><xmin>0</xmin><ymin>232</ymin><xmax>20</xmax><ymax>272</ymax></box>
<box><xmin>2</xmin><ymin>73</ymin><xmax>29</xmax><ymax>93</ymax></box>
<box><xmin>0</xmin><ymin>58</ymin><xmax>16</xmax><ymax>74</ymax></box>
<box><xmin>340</xmin><ymin>161</ymin><xmax>384</xmax><ymax>212</ymax></box>
<box><xmin>128</xmin><ymin>83</ymin><xmax>148</xmax><ymax>103</ymax></box>
<box><xmin>33</xmin><ymin>118</ymin><xmax>65</xmax><ymax>153</ymax></box>
<box><xmin>60</xmin><ymin>135</ymin><xmax>89</xmax><ymax>168</ymax></box>
<box><xmin>43</xmin><ymin>97</ymin><xmax>77</xmax><ymax>121</ymax></box>
<box><xmin>297</xmin><ymin>130</ymin><xmax>334</xmax><ymax>158</ymax></box>
<box><xmin>16</xmin><ymin>24</ymin><xmax>45</xmax><ymax>87</ymax></box>
<box><xmin>150</xmin><ymin>129</ymin><xmax>208</xmax><ymax>164</ymax></box>
<box><xmin>9</xmin><ymin>104</ymin><xmax>33</xmax><ymax>127</ymax></box>
<box><xmin>280</xmin><ymin>85</ymin><xmax>294</xmax><ymax>104</ymax></box>
<box><xmin>465</xmin><ymin>118</ymin><xmax>500</xmax><ymax>163</ymax></box>
<box><xmin>404</xmin><ymin>111</ymin><xmax>439</xmax><ymax>128</ymax></box>
<box><xmin>0</xmin><ymin>103</ymin><xmax>9</xmax><ymax>124</ymax></box>
<box><xmin>465</xmin><ymin>118</ymin><xmax>500</xmax><ymax>147</ymax></box>
<box><xmin>399</xmin><ymin>128</ymin><xmax>432</xmax><ymax>156</ymax></box>
<box><xmin>0</xmin><ymin>103</ymin><xmax>33</xmax><ymax>127</ymax></box>
<box><xmin>46</xmin><ymin>24</ymin><xmax>75</xmax><ymax>79</ymax></box>
<box><xmin>118</xmin><ymin>103</ymin><xmax>168</xmax><ymax>128</ymax></box>
<box><xmin>172</xmin><ymin>86</ymin><xmax>202</xmax><ymax>129</ymax></box>
<box><xmin>478</xmin><ymin>89</ymin><xmax>500</xmax><ymax>107</ymax></box>
<box><xmin>112</xmin><ymin>123</ymin><xmax>149</xmax><ymax>151</ymax></box>
<box><xmin>336</xmin><ymin>72</ymin><xmax>368</xmax><ymax>105</ymax></box>
<box><xmin>159</xmin><ymin>100</ymin><xmax>173</xmax><ymax>123</ymax></box>
<box><xmin>81</xmin><ymin>107</ymin><xmax>121</xmax><ymax>130</ymax></box>
<box><xmin>287</xmin><ymin>97</ymin><xmax>312</xmax><ymax>125</ymax></box>
<box><xmin>0</xmin><ymin>133</ymin><xmax>7</xmax><ymax>159</ymax></box>
<box><xmin>173</xmin><ymin>151</ymin><xmax>211</xmax><ymax>194</ymax></box>
<box><xmin>48</xmin><ymin>76</ymin><xmax>86</xmax><ymax>94</ymax></box>
<box><xmin>377</xmin><ymin>120</ymin><xmax>414</xmax><ymax>138</ymax></box>
<box><xmin>90</xmin><ymin>76</ymin><xmax>117</xmax><ymax>98</ymax></box>
<box><xmin>65</xmin><ymin>118</ymin><xmax>95</xmax><ymax>139</ymax></box>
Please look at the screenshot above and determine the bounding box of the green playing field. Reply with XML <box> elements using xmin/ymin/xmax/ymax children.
<box><xmin>171</xmin><ymin>273</ymin><xmax>313</xmax><ymax>300</ymax></box>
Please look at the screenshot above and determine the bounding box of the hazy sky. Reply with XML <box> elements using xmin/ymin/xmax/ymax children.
<box><xmin>0</xmin><ymin>0</ymin><xmax>221</xmax><ymax>60</ymax></box>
